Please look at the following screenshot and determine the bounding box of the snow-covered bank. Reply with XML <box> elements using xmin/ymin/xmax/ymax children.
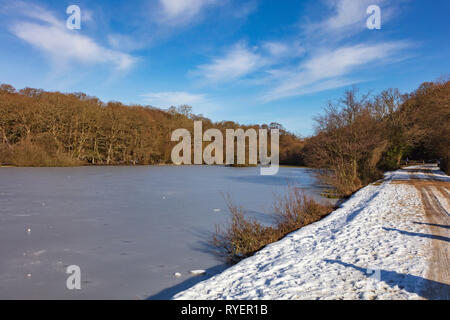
<box><xmin>175</xmin><ymin>167</ymin><xmax>449</xmax><ymax>300</ymax></box>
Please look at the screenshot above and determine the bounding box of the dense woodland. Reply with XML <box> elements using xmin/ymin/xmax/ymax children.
<box><xmin>0</xmin><ymin>84</ymin><xmax>304</xmax><ymax>167</ymax></box>
<box><xmin>305</xmin><ymin>79</ymin><xmax>449</xmax><ymax>195</ymax></box>
<box><xmin>0</xmin><ymin>79</ymin><xmax>448</xmax><ymax>196</ymax></box>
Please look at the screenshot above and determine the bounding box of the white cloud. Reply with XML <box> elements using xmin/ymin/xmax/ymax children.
<box><xmin>190</xmin><ymin>40</ymin><xmax>410</xmax><ymax>98</ymax></box>
<box><xmin>191</xmin><ymin>42</ymin><xmax>266</xmax><ymax>83</ymax></box>
<box><xmin>189</xmin><ymin>40</ymin><xmax>303</xmax><ymax>85</ymax></box>
<box><xmin>324</xmin><ymin>0</ymin><xmax>374</xmax><ymax>30</ymax></box>
<box><xmin>255</xmin><ymin>0</ymin><xmax>407</xmax><ymax>101</ymax></box>
<box><xmin>188</xmin><ymin>0</ymin><xmax>409</xmax><ymax>101</ymax></box>
<box><xmin>9</xmin><ymin>5</ymin><xmax>135</xmax><ymax>70</ymax></box>
<box><xmin>263</xmin><ymin>42</ymin><xmax>410</xmax><ymax>101</ymax></box>
<box><xmin>107</xmin><ymin>33</ymin><xmax>145</xmax><ymax>52</ymax></box>
<box><xmin>158</xmin><ymin>0</ymin><xmax>217</xmax><ymax>25</ymax></box>
<box><xmin>305</xmin><ymin>0</ymin><xmax>393</xmax><ymax>37</ymax></box>
<box><xmin>141</xmin><ymin>91</ymin><xmax>208</xmax><ymax>108</ymax></box>
<box><xmin>262</xmin><ymin>41</ymin><xmax>305</xmax><ymax>58</ymax></box>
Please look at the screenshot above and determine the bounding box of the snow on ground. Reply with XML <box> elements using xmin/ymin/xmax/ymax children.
<box><xmin>175</xmin><ymin>169</ymin><xmax>436</xmax><ymax>300</ymax></box>
<box><xmin>431</xmin><ymin>186</ymin><xmax>450</xmax><ymax>213</ymax></box>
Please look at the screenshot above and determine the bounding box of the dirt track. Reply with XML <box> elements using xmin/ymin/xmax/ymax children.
<box><xmin>393</xmin><ymin>165</ymin><xmax>449</xmax><ymax>299</ymax></box>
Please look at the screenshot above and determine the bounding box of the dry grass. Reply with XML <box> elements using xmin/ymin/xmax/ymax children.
<box><xmin>211</xmin><ymin>186</ymin><xmax>333</xmax><ymax>265</ymax></box>
<box><xmin>1</xmin><ymin>139</ymin><xmax>81</xmax><ymax>167</ymax></box>
<box><xmin>273</xmin><ymin>187</ymin><xmax>333</xmax><ymax>235</ymax></box>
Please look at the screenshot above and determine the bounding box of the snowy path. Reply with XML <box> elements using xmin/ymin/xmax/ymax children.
<box><xmin>175</xmin><ymin>165</ymin><xmax>450</xmax><ymax>300</ymax></box>
<box><xmin>398</xmin><ymin>165</ymin><xmax>450</xmax><ymax>299</ymax></box>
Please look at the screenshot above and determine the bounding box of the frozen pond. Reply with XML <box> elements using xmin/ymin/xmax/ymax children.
<box><xmin>0</xmin><ymin>165</ymin><xmax>326</xmax><ymax>299</ymax></box>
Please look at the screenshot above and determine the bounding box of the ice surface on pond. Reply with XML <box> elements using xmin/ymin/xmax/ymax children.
<box><xmin>0</xmin><ymin>165</ymin><xmax>325</xmax><ymax>299</ymax></box>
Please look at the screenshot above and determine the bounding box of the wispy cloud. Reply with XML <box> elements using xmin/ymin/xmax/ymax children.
<box><xmin>263</xmin><ymin>42</ymin><xmax>411</xmax><ymax>101</ymax></box>
<box><xmin>322</xmin><ymin>0</ymin><xmax>375</xmax><ymax>31</ymax></box>
<box><xmin>190</xmin><ymin>39</ymin><xmax>409</xmax><ymax>98</ymax></box>
<box><xmin>107</xmin><ymin>33</ymin><xmax>145</xmax><ymax>52</ymax></box>
<box><xmin>190</xmin><ymin>40</ymin><xmax>306</xmax><ymax>84</ymax></box>
<box><xmin>189</xmin><ymin>0</ymin><xmax>410</xmax><ymax>101</ymax></box>
<box><xmin>262</xmin><ymin>41</ymin><xmax>305</xmax><ymax>59</ymax></box>
<box><xmin>8</xmin><ymin>3</ymin><xmax>136</xmax><ymax>71</ymax></box>
<box><xmin>190</xmin><ymin>42</ymin><xmax>266</xmax><ymax>83</ymax></box>
<box><xmin>157</xmin><ymin>0</ymin><xmax>218</xmax><ymax>26</ymax></box>
<box><xmin>304</xmin><ymin>0</ymin><xmax>395</xmax><ymax>38</ymax></box>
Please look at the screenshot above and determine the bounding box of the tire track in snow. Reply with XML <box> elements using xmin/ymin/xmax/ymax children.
<box><xmin>408</xmin><ymin>167</ymin><xmax>450</xmax><ymax>300</ymax></box>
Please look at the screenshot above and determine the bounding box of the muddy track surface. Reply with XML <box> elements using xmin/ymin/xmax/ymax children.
<box><xmin>393</xmin><ymin>165</ymin><xmax>449</xmax><ymax>299</ymax></box>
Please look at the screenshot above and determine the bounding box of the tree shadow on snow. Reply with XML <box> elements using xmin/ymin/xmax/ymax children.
<box><xmin>383</xmin><ymin>227</ymin><xmax>450</xmax><ymax>243</ymax></box>
<box><xmin>413</xmin><ymin>221</ymin><xmax>450</xmax><ymax>230</ymax></box>
<box><xmin>324</xmin><ymin>259</ymin><xmax>450</xmax><ymax>300</ymax></box>
<box><xmin>345</xmin><ymin>190</ymin><xmax>380</xmax><ymax>223</ymax></box>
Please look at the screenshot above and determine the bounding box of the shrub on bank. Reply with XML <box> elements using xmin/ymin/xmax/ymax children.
<box><xmin>1</xmin><ymin>138</ymin><xmax>80</xmax><ymax>167</ymax></box>
<box><xmin>211</xmin><ymin>187</ymin><xmax>333</xmax><ymax>265</ymax></box>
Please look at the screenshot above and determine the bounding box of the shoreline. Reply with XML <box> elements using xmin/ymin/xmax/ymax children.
<box><xmin>174</xmin><ymin>165</ymin><xmax>449</xmax><ymax>300</ymax></box>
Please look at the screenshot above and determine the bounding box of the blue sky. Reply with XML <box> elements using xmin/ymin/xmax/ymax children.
<box><xmin>0</xmin><ymin>0</ymin><xmax>449</xmax><ymax>135</ymax></box>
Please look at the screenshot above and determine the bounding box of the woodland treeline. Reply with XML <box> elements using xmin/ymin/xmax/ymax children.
<box><xmin>0</xmin><ymin>84</ymin><xmax>304</xmax><ymax>167</ymax></box>
<box><xmin>305</xmin><ymin>79</ymin><xmax>449</xmax><ymax>196</ymax></box>
<box><xmin>0</xmin><ymin>79</ymin><xmax>448</xmax><ymax>196</ymax></box>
